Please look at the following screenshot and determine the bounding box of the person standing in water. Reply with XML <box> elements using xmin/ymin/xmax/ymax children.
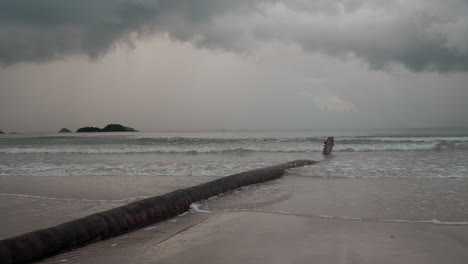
<box><xmin>322</xmin><ymin>137</ymin><xmax>334</xmax><ymax>155</ymax></box>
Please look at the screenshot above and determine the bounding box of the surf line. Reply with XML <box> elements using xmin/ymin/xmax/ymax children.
<box><xmin>0</xmin><ymin>159</ymin><xmax>317</xmax><ymax>264</ymax></box>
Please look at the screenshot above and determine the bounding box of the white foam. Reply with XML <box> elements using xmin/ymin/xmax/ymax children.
<box><xmin>0</xmin><ymin>146</ymin><xmax>258</xmax><ymax>154</ymax></box>
<box><xmin>382</xmin><ymin>219</ymin><xmax>468</xmax><ymax>225</ymax></box>
<box><xmin>363</xmin><ymin>136</ymin><xmax>468</xmax><ymax>142</ymax></box>
<box><xmin>0</xmin><ymin>192</ymin><xmax>139</xmax><ymax>203</ymax></box>
<box><xmin>243</xmin><ymin>210</ymin><xmax>468</xmax><ymax>226</ymax></box>
<box><xmin>334</xmin><ymin>142</ymin><xmax>439</xmax><ymax>152</ymax></box>
<box><xmin>0</xmin><ymin>140</ymin><xmax>448</xmax><ymax>154</ymax></box>
<box><xmin>339</xmin><ymin>216</ymin><xmax>363</xmax><ymax>221</ymax></box>
<box><xmin>0</xmin><ymin>193</ymin><xmax>72</xmax><ymax>201</ymax></box>
<box><xmin>189</xmin><ymin>203</ymin><xmax>212</xmax><ymax>214</ymax></box>
<box><xmin>0</xmin><ymin>160</ymin><xmax>272</xmax><ymax>177</ymax></box>
<box><xmin>178</xmin><ymin>212</ymin><xmax>189</xmax><ymax>216</ymax></box>
<box><xmin>318</xmin><ymin>214</ymin><xmax>334</xmax><ymax>218</ymax></box>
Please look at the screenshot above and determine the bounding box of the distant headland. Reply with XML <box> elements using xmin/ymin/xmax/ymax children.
<box><xmin>0</xmin><ymin>130</ymin><xmax>4</xmax><ymax>134</ymax></box>
<box><xmin>76</xmin><ymin>124</ymin><xmax>137</xmax><ymax>133</ymax></box>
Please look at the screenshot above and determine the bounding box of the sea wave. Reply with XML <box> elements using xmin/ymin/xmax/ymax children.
<box><xmin>2</xmin><ymin>157</ymin><xmax>466</xmax><ymax>179</ymax></box>
<box><xmin>0</xmin><ymin>161</ymin><xmax>265</xmax><ymax>177</ymax></box>
<box><xmin>0</xmin><ymin>142</ymin><xmax>448</xmax><ymax>154</ymax></box>
<box><xmin>2</xmin><ymin>135</ymin><xmax>468</xmax><ymax>146</ymax></box>
<box><xmin>340</xmin><ymin>136</ymin><xmax>468</xmax><ymax>143</ymax></box>
<box><xmin>1</xmin><ymin>134</ymin><xmax>467</xmax><ymax>154</ymax></box>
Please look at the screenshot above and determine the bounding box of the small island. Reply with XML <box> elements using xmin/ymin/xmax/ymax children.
<box><xmin>0</xmin><ymin>130</ymin><xmax>4</xmax><ymax>134</ymax></box>
<box><xmin>76</xmin><ymin>127</ymin><xmax>101</xmax><ymax>133</ymax></box>
<box><xmin>76</xmin><ymin>124</ymin><xmax>137</xmax><ymax>133</ymax></box>
<box><xmin>58</xmin><ymin>128</ymin><xmax>72</xmax><ymax>133</ymax></box>
<box><xmin>101</xmin><ymin>124</ymin><xmax>137</xmax><ymax>132</ymax></box>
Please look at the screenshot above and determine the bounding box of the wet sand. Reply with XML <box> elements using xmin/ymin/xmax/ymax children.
<box><xmin>1</xmin><ymin>175</ymin><xmax>468</xmax><ymax>263</ymax></box>
<box><xmin>0</xmin><ymin>175</ymin><xmax>215</xmax><ymax>239</ymax></box>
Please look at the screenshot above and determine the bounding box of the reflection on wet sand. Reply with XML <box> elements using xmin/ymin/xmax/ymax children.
<box><xmin>1</xmin><ymin>175</ymin><xmax>467</xmax><ymax>264</ymax></box>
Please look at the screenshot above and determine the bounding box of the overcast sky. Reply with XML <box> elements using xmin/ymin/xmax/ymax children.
<box><xmin>1</xmin><ymin>0</ymin><xmax>468</xmax><ymax>133</ymax></box>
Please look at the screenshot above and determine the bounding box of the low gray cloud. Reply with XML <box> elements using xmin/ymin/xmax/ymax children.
<box><xmin>1</xmin><ymin>0</ymin><xmax>468</xmax><ymax>72</ymax></box>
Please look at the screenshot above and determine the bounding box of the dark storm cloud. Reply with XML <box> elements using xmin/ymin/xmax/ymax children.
<box><xmin>1</xmin><ymin>0</ymin><xmax>468</xmax><ymax>72</ymax></box>
<box><xmin>0</xmin><ymin>0</ymin><xmax>262</xmax><ymax>64</ymax></box>
<box><xmin>0</xmin><ymin>0</ymin><xmax>158</xmax><ymax>63</ymax></box>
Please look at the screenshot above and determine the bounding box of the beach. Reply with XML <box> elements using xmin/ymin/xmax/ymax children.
<box><xmin>1</xmin><ymin>129</ymin><xmax>467</xmax><ymax>263</ymax></box>
<box><xmin>2</xmin><ymin>0</ymin><xmax>468</xmax><ymax>262</ymax></box>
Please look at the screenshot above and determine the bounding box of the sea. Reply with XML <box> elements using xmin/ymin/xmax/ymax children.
<box><xmin>1</xmin><ymin>128</ymin><xmax>467</xmax><ymax>179</ymax></box>
<box><xmin>1</xmin><ymin>128</ymin><xmax>468</xmax><ymax>263</ymax></box>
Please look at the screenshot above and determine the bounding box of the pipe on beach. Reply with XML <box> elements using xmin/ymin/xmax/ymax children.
<box><xmin>0</xmin><ymin>159</ymin><xmax>316</xmax><ymax>264</ymax></box>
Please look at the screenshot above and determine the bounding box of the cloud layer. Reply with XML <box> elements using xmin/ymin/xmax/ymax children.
<box><xmin>1</xmin><ymin>0</ymin><xmax>468</xmax><ymax>72</ymax></box>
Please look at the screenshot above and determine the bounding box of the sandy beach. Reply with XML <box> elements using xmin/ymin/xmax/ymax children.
<box><xmin>1</xmin><ymin>174</ymin><xmax>467</xmax><ymax>264</ymax></box>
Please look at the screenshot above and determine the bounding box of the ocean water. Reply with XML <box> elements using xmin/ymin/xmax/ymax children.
<box><xmin>2</xmin><ymin>128</ymin><xmax>468</xmax><ymax>263</ymax></box>
<box><xmin>0</xmin><ymin>128</ymin><xmax>467</xmax><ymax>178</ymax></box>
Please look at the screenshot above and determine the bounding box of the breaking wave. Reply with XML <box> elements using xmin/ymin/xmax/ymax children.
<box><xmin>1</xmin><ymin>135</ymin><xmax>468</xmax><ymax>145</ymax></box>
<box><xmin>0</xmin><ymin>142</ymin><xmax>464</xmax><ymax>154</ymax></box>
<box><xmin>1</xmin><ymin>135</ymin><xmax>467</xmax><ymax>154</ymax></box>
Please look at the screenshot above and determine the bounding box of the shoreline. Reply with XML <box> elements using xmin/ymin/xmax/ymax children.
<box><xmin>1</xmin><ymin>174</ymin><xmax>467</xmax><ymax>263</ymax></box>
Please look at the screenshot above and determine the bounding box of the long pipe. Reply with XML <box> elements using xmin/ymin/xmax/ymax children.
<box><xmin>0</xmin><ymin>159</ymin><xmax>316</xmax><ymax>264</ymax></box>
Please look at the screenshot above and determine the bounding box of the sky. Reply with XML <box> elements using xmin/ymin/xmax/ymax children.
<box><xmin>1</xmin><ymin>0</ymin><xmax>468</xmax><ymax>133</ymax></box>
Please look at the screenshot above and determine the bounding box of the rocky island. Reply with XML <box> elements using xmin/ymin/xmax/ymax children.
<box><xmin>76</xmin><ymin>127</ymin><xmax>101</xmax><ymax>133</ymax></box>
<box><xmin>76</xmin><ymin>124</ymin><xmax>137</xmax><ymax>133</ymax></box>
<box><xmin>101</xmin><ymin>124</ymin><xmax>137</xmax><ymax>132</ymax></box>
<box><xmin>58</xmin><ymin>128</ymin><xmax>72</xmax><ymax>133</ymax></box>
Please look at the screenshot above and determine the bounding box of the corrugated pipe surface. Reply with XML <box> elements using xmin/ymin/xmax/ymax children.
<box><xmin>0</xmin><ymin>159</ymin><xmax>316</xmax><ymax>264</ymax></box>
